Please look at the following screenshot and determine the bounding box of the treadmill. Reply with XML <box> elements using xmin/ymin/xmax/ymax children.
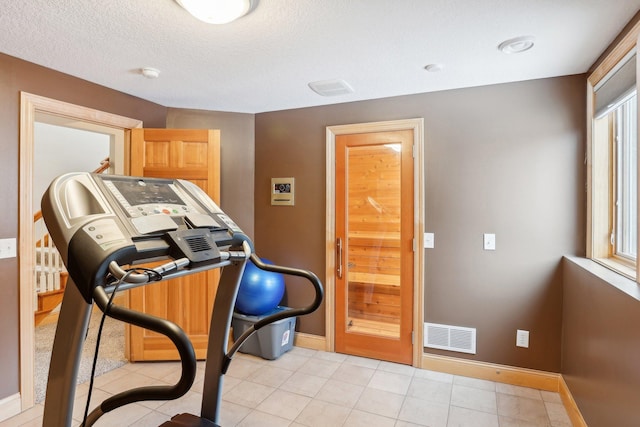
<box><xmin>40</xmin><ymin>172</ymin><xmax>323</xmax><ymax>427</ymax></box>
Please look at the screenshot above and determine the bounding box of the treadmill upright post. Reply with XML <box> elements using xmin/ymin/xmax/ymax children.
<box><xmin>42</xmin><ymin>279</ymin><xmax>93</xmax><ymax>427</ymax></box>
<box><xmin>199</xmin><ymin>260</ymin><xmax>247</xmax><ymax>423</ymax></box>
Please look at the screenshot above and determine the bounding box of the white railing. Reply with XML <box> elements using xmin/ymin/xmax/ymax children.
<box><xmin>33</xmin><ymin>213</ymin><xmax>66</xmax><ymax>298</ymax></box>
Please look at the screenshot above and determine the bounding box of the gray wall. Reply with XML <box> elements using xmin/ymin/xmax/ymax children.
<box><xmin>0</xmin><ymin>52</ymin><xmax>167</xmax><ymax>400</ymax></box>
<box><xmin>254</xmin><ymin>74</ymin><xmax>586</xmax><ymax>372</ymax></box>
<box><xmin>0</xmin><ymin>55</ymin><xmax>255</xmax><ymax>403</ymax></box>
<box><xmin>562</xmin><ymin>257</ymin><xmax>640</xmax><ymax>427</ymax></box>
<box><xmin>0</xmin><ymin>48</ymin><xmax>594</xmax><ymax>412</ymax></box>
<box><xmin>167</xmin><ymin>108</ymin><xmax>255</xmax><ymax>237</ymax></box>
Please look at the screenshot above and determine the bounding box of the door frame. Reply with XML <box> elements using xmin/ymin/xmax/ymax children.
<box><xmin>18</xmin><ymin>92</ymin><xmax>142</xmax><ymax>410</ymax></box>
<box><xmin>325</xmin><ymin>118</ymin><xmax>425</xmax><ymax>366</ymax></box>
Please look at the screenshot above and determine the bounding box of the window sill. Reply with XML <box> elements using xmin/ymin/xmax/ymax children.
<box><xmin>593</xmin><ymin>257</ymin><xmax>636</xmax><ymax>280</ymax></box>
<box><xmin>565</xmin><ymin>256</ymin><xmax>640</xmax><ymax>301</ymax></box>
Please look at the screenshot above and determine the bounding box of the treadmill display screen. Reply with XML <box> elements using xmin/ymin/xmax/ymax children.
<box><xmin>98</xmin><ymin>176</ymin><xmax>201</xmax><ymax>219</ymax></box>
<box><xmin>111</xmin><ymin>179</ymin><xmax>185</xmax><ymax>206</ymax></box>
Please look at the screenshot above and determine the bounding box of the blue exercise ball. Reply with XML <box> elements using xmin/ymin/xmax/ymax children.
<box><xmin>235</xmin><ymin>258</ymin><xmax>285</xmax><ymax>316</ymax></box>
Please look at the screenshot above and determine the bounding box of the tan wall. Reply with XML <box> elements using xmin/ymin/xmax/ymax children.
<box><xmin>254</xmin><ymin>75</ymin><xmax>586</xmax><ymax>372</ymax></box>
<box><xmin>0</xmin><ymin>49</ymin><xmax>589</xmax><ymax>401</ymax></box>
<box><xmin>0</xmin><ymin>52</ymin><xmax>167</xmax><ymax>399</ymax></box>
<box><xmin>166</xmin><ymin>108</ymin><xmax>255</xmax><ymax>237</ymax></box>
<box><xmin>562</xmin><ymin>257</ymin><xmax>640</xmax><ymax>427</ymax></box>
<box><xmin>0</xmin><ymin>55</ymin><xmax>256</xmax><ymax>403</ymax></box>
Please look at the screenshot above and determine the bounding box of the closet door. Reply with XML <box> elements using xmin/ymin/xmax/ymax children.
<box><xmin>128</xmin><ymin>128</ymin><xmax>220</xmax><ymax>361</ymax></box>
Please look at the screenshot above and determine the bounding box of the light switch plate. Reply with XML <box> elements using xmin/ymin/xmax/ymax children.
<box><xmin>516</xmin><ymin>329</ymin><xmax>529</xmax><ymax>348</ymax></box>
<box><xmin>0</xmin><ymin>238</ymin><xmax>17</xmax><ymax>259</ymax></box>
<box><xmin>424</xmin><ymin>232</ymin><xmax>434</xmax><ymax>249</ymax></box>
<box><xmin>483</xmin><ymin>233</ymin><xmax>496</xmax><ymax>250</ymax></box>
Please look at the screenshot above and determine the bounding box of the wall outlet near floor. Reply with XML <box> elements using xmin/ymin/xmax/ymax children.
<box><xmin>516</xmin><ymin>329</ymin><xmax>529</xmax><ymax>348</ymax></box>
<box><xmin>0</xmin><ymin>238</ymin><xmax>17</xmax><ymax>259</ymax></box>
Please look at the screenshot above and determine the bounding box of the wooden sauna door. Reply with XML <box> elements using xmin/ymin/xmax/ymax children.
<box><xmin>335</xmin><ymin>130</ymin><xmax>414</xmax><ymax>364</ymax></box>
<box><xmin>127</xmin><ymin>128</ymin><xmax>220</xmax><ymax>361</ymax></box>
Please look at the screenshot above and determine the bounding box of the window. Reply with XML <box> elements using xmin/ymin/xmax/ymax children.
<box><xmin>614</xmin><ymin>94</ymin><xmax>637</xmax><ymax>261</ymax></box>
<box><xmin>589</xmin><ymin>42</ymin><xmax>639</xmax><ymax>279</ymax></box>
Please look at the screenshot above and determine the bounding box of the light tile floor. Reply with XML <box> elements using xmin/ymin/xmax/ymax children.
<box><xmin>1</xmin><ymin>347</ymin><xmax>572</xmax><ymax>426</ymax></box>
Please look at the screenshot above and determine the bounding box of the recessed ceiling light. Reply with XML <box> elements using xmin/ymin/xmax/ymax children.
<box><xmin>498</xmin><ymin>36</ymin><xmax>535</xmax><ymax>54</ymax></box>
<box><xmin>141</xmin><ymin>67</ymin><xmax>160</xmax><ymax>79</ymax></box>
<box><xmin>424</xmin><ymin>63</ymin><xmax>445</xmax><ymax>72</ymax></box>
<box><xmin>308</xmin><ymin>79</ymin><xmax>354</xmax><ymax>96</ymax></box>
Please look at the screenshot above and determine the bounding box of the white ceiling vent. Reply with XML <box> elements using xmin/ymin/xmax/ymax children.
<box><xmin>424</xmin><ymin>322</ymin><xmax>476</xmax><ymax>354</ymax></box>
<box><xmin>308</xmin><ymin>79</ymin><xmax>354</xmax><ymax>96</ymax></box>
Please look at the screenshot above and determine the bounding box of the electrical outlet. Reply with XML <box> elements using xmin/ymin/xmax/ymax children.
<box><xmin>483</xmin><ymin>233</ymin><xmax>496</xmax><ymax>250</ymax></box>
<box><xmin>516</xmin><ymin>329</ymin><xmax>529</xmax><ymax>348</ymax></box>
<box><xmin>0</xmin><ymin>238</ymin><xmax>17</xmax><ymax>259</ymax></box>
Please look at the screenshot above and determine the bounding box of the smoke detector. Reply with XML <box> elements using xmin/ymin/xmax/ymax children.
<box><xmin>424</xmin><ymin>63</ymin><xmax>445</xmax><ymax>73</ymax></box>
<box><xmin>141</xmin><ymin>67</ymin><xmax>160</xmax><ymax>79</ymax></box>
<box><xmin>498</xmin><ymin>36</ymin><xmax>535</xmax><ymax>54</ymax></box>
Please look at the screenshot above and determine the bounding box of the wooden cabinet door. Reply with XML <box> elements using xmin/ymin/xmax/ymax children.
<box><xmin>127</xmin><ymin>128</ymin><xmax>220</xmax><ymax>361</ymax></box>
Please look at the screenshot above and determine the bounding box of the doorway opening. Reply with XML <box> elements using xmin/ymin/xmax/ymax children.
<box><xmin>18</xmin><ymin>92</ymin><xmax>142</xmax><ymax>410</ymax></box>
<box><xmin>33</xmin><ymin>116</ymin><xmax>120</xmax><ymax>403</ymax></box>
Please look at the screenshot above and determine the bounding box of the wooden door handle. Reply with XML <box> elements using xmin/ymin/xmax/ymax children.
<box><xmin>336</xmin><ymin>237</ymin><xmax>343</xmax><ymax>279</ymax></box>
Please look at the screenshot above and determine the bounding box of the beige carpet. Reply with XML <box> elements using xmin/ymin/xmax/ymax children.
<box><xmin>34</xmin><ymin>311</ymin><xmax>127</xmax><ymax>403</ymax></box>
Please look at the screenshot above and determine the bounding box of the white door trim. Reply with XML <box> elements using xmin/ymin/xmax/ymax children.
<box><xmin>325</xmin><ymin>118</ymin><xmax>425</xmax><ymax>366</ymax></box>
<box><xmin>18</xmin><ymin>92</ymin><xmax>142</xmax><ymax>411</ymax></box>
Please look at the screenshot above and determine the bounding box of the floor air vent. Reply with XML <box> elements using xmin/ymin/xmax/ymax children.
<box><xmin>424</xmin><ymin>322</ymin><xmax>476</xmax><ymax>354</ymax></box>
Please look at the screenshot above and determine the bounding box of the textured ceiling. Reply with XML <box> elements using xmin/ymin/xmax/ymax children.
<box><xmin>1</xmin><ymin>0</ymin><xmax>639</xmax><ymax>113</ymax></box>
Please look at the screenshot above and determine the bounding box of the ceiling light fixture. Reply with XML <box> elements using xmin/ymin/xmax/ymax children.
<box><xmin>176</xmin><ymin>0</ymin><xmax>257</xmax><ymax>24</ymax></box>
<box><xmin>498</xmin><ymin>36</ymin><xmax>535</xmax><ymax>54</ymax></box>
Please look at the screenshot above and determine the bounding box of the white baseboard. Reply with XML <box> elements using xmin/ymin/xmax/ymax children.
<box><xmin>0</xmin><ymin>393</ymin><xmax>21</xmax><ymax>422</ymax></box>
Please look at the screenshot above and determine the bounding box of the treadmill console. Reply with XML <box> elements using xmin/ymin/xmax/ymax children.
<box><xmin>96</xmin><ymin>175</ymin><xmax>239</xmax><ymax>237</ymax></box>
<box><xmin>41</xmin><ymin>172</ymin><xmax>247</xmax><ymax>302</ymax></box>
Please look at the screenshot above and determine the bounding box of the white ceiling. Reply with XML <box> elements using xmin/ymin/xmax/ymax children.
<box><xmin>1</xmin><ymin>0</ymin><xmax>639</xmax><ymax>113</ymax></box>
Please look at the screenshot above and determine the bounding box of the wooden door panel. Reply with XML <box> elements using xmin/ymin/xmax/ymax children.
<box><xmin>182</xmin><ymin>142</ymin><xmax>209</xmax><ymax>166</ymax></box>
<box><xmin>128</xmin><ymin>128</ymin><xmax>220</xmax><ymax>361</ymax></box>
<box><xmin>335</xmin><ymin>130</ymin><xmax>414</xmax><ymax>365</ymax></box>
<box><xmin>145</xmin><ymin>141</ymin><xmax>171</xmax><ymax>166</ymax></box>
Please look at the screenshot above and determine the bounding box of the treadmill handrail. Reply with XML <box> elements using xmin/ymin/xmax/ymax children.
<box><xmin>103</xmin><ymin>240</ymin><xmax>252</xmax><ymax>293</ymax></box>
<box><xmin>224</xmin><ymin>253</ymin><xmax>324</xmax><ymax>366</ymax></box>
<box><xmin>83</xmin><ymin>286</ymin><xmax>198</xmax><ymax>426</ymax></box>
